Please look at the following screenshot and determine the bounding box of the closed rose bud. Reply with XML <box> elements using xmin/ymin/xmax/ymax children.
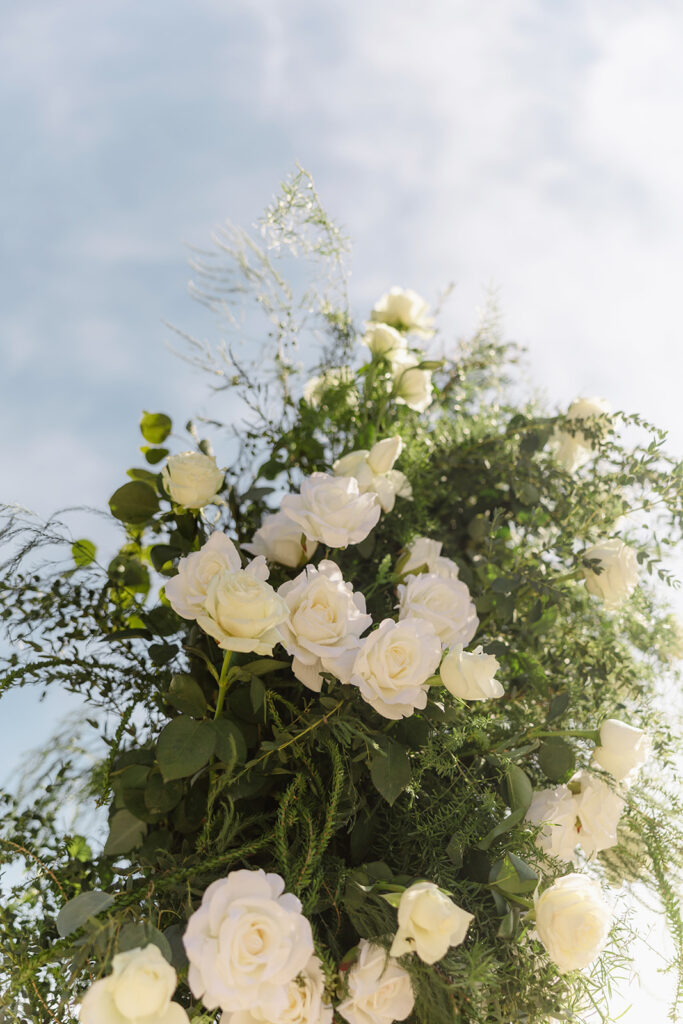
<box><xmin>389</xmin><ymin>881</ymin><xmax>473</xmax><ymax>964</ymax></box>
<box><xmin>361</xmin><ymin>322</ymin><xmax>408</xmax><ymax>361</ymax></box>
<box><xmin>534</xmin><ymin>874</ymin><xmax>611</xmax><ymax>974</ymax></box>
<box><xmin>555</xmin><ymin>396</ymin><xmax>611</xmax><ymax>472</ymax></box>
<box><xmin>161</xmin><ymin>451</ymin><xmax>224</xmax><ymax>509</ymax></box>
<box><xmin>337</xmin><ymin>940</ymin><xmax>414</xmax><ymax>1024</ymax></box>
<box><xmin>592</xmin><ymin>719</ymin><xmax>651</xmax><ymax>782</ymax></box>
<box><xmin>243</xmin><ymin>511</ymin><xmax>318</xmax><ymax>569</ymax></box>
<box><xmin>582</xmin><ymin>539</ymin><xmax>638</xmax><ymax>608</ymax></box>
<box><xmin>440</xmin><ymin>644</ymin><xmax>503</xmax><ymax>701</ymax></box>
<box><xmin>391</xmin><ymin>351</ymin><xmax>433</xmax><ymax>413</ymax></box>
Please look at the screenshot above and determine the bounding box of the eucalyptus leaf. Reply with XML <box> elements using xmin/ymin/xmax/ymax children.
<box><xmin>140</xmin><ymin>411</ymin><xmax>172</xmax><ymax>444</ymax></box>
<box><xmin>56</xmin><ymin>891</ymin><xmax>115</xmax><ymax>937</ymax></box>
<box><xmin>370</xmin><ymin>740</ymin><xmax>411</xmax><ymax>806</ymax></box>
<box><xmin>156</xmin><ymin>717</ymin><xmax>215</xmax><ymax>781</ymax></box>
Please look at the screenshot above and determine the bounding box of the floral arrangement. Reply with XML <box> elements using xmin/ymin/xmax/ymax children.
<box><xmin>1</xmin><ymin>172</ymin><xmax>682</xmax><ymax>1024</ymax></box>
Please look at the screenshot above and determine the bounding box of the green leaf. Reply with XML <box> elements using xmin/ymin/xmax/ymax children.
<box><xmin>370</xmin><ymin>740</ymin><xmax>411</xmax><ymax>806</ymax></box>
<box><xmin>156</xmin><ymin>717</ymin><xmax>215</xmax><ymax>781</ymax></box>
<box><xmin>118</xmin><ymin>922</ymin><xmax>172</xmax><ymax>962</ymax></box>
<box><xmin>109</xmin><ymin>482</ymin><xmax>159</xmax><ymax>526</ymax></box>
<box><xmin>243</xmin><ymin>659</ymin><xmax>290</xmax><ymax>677</ymax></box>
<box><xmin>56</xmin><ymin>891</ymin><xmax>115</xmax><ymax>937</ymax></box>
<box><xmin>143</xmin><ymin>446</ymin><xmax>170</xmax><ymax>465</ymax></box>
<box><xmin>476</xmin><ymin>807</ymin><xmax>526</xmax><ymax>851</ymax></box>
<box><xmin>72</xmin><ymin>539</ymin><xmax>96</xmax><ymax>567</ymax></box>
<box><xmin>250</xmin><ymin>677</ymin><xmax>266</xmax><ymax>712</ymax></box>
<box><xmin>150</xmin><ymin>545</ymin><xmax>180</xmax><ymax>574</ymax></box>
<box><xmin>446</xmin><ymin>834</ymin><xmax>464</xmax><ymax>868</ymax></box>
<box><xmin>165</xmin><ymin>674</ymin><xmax>207</xmax><ymax>718</ymax></box>
<box><xmin>127</xmin><ymin>467</ymin><xmax>160</xmax><ymax>487</ymax></box>
<box><xmin>547</xmin><ymin>691</ymin><xmax>570</xmax><ymax>723</ymax></box>
<box><xmin>103</xmin><ymin>810</ymin><xmax>147</xmax><ymax>856</ymax></box>
<box><xmin>140</xmin><ymin>411</ymin><xmax>172</xmax><ymax>444</ymax></box>
<box><xmin>163</xmin><ymin>923</ymin><xmax>189</xmax><ymax>971</ymax></box>
<box><xmin>144</xmin><ymin>770</ymin><xmax>184</xmax><ymax>815</ymax></box>
<box><xmin>149</xmin><ymin>643</ymin><xmax>178</xmax><ymax>666</ymax></box>
<box><xmin>539</xmin><ymin>738</ymin><xmax>576</xmax><ymax>782</ymax></box>
<box><xmin>67</xmin><ymin>835</ymin><xmax>92</xmax><ymax>862</ymax></box>
<box><xmin>491</xmin><ymin>853</ymin><xmax>538</xmax><ymax>896</ymax></box>
<box><xmin>208</xmin><ymin>719</ymin><xmax>248</xmax><ymax>764</ymax></box>
<box><xmin>506</xmin><ymin>765</ymin><xmax>533</xmax><ymax>813</ymax></box>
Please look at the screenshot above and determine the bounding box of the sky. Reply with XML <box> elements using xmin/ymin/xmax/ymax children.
<box><xmin>1</xmin><ymin>0</ymin><xmax>682</xmax><ymax>1019</ymax></box>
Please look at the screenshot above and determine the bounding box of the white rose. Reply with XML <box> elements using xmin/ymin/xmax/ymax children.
<box><xmin>571</xmin><ymin>771</ymin><xmax>624</xmax><ymax>857</ymax></box>
<box><xmin>526</xmin><ymin>786</ymin><xmax>580</xmax><ymax>863</ymax></box>
<box><xmin>303</xmin><ymin>367</ymin><xmax>357</xmax><ymax>409</ymax></box>
<box><xmin>396</xmin><ymin>537</ymin><xmax>459</xmax><ymax>580</ymax></box>
<box><xmin>555</xmin><ymin>397</ymin><xmax>611</xmax><ymax>473</ymax></box>
<box><xmin>389</xmin><ymin>881</ymin><xmax>473</xmax><ymax>964</ymax></box>
<box><xmin>196</xmin><ymin>569</ymin><xmax>288</xmax><ymax>655</ymax></box>
<box><xmin>278</xmin><ymin>560</ymin><xmax>372</xmax><ymax>691</ymax></box>
<box><xmin>361</xmin><ymin>323</ymin><xmax>408</xmax><ymax>362</ymax></box>
<box><xmin>281</xmin><ymin>474</ymin><xmax>381</xmax><ymax>548</ymax></box>
<box><xmin>534</xmin><ymin>873</ymin><xmax>611</xmax><ymax>974</ymax></box>
<box><xmin>243</xmin><ymin>511</ymin><xmax>318</xmax><ymax>569</ymax></box>
<box><xmin>219</xmin><ymin>956</ymin><xmax>333</xmax><ymax>1024</ymax></box>
<box><xmin>370</xmin><ymin>287</ymin><xmax>434</xmax><ymax>338</ymax></box>
<box><xmin>351</xmin><ymin>618</ymin><xmax>441</xmax><ymax>720</ymax></box>
<box><xmin>592</xmin><ymin>718</ymin><xmax>651</xmax><ymax>782</ymax></box>
<box><xmin>397</xmin><ymin>573</ymin><xmax>478</xmax><ymax>649</ymax></box>
<box><xmin>333</xmin><ymin>437</ymin><xmax>411</xmax><ymax>514</ymax></box>
<box><xmin>183</xmin><ymin>869</ymin><xmax>314</xmax><ymax>1014</ymax></box>
<box><xmin>162</xmin><ymin>451</ymin><xmax>224</xmax><ymax>509</ymax></box>
<box><xmin>337</xmin><ymin>940</ymin><xmax>414</xmax><ymax>1024</ymax></box>
<box><xmin>391</xmin><ymin>351</ymin><xmax>433</xmax><ymax>413</ymax></box>
<box><xmin>165</xmin><ymin>532</ymin><xmax>264</xmax><ymax>620</ymax></box>
<box><xmin>80</xmin><ymin>944</ymin><xmax>189</xmax><ymax>1024</ymax></box>
<box><xmin>440</xmin><ymin>644</ymin><xmax>503</xmax><ymax>701</ymax></box>
<box><xmin>582</xmin><ymin>539</ymin><xmax>639</xmax><ymax>608</ymax></box>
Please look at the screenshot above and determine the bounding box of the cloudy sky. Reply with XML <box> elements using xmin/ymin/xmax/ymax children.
<box><xmin>2</xmin><ymin>1</ymin><xmax>682</xmax><ymax>1017</ymax></box>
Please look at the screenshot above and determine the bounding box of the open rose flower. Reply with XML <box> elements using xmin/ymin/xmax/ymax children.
<box><xmin>396</xmin><ymin>537</ymin><xmax>459</xmax><ymax>579</ymax></box>
<box><xmin>219</xmin><ymin>956</ymin><xmax>332</xmax><ymax>1024</ymax></box>
<box><xmin>196</xmin><ymin>569</ymin><xmax>288</xmax><ymax>655</ymax></box>
<box><xmin>592</xmin><ymin>719</ymin><xmax>651</xmax><ymax>782</ymax></box>
<box><xmin>337</xmin><ymin>940</ymin><xmax>414</xmax><ymax>1024</ymax></box>
<box><xmin>351</xmin><ymin>618</ymin><xmax>441</xmax><ymax>720</ymax></box>
<box><xmin>534</xmin><ymin>874</ymin><xmax>611</xmax><ymax>974</ymax></box>
<box><xmin>165</xmin><ymin>532</ymin><xmax>266</xmax><ymax>621</ymax></box>
<box><xmin>80</xmin><ymin>944</ymin><xmax>189</xmax><ymax>1024</ymax></box>
<box><xmin>243</xmin><ymin>510</ymin><xmax>318</xmax><ymax>569</ymax></box>
<box><xmin>361</xmin><ymin>323</ymin><xmax>408</xmax><ymax>362</ymax></box>
<box><xmin>571</xmin><ymin>771</ymin><xmax>624</xmax><ymax>858</ymax></box>
<box><xmin>389</xmin><ymin>881</ymin><xmax>473</xmax><ymax>964</ymax></box>
<box><xmin>555</xmin><ymin>396</ymin><xmax>611</xmax><ymax>473</ymax></box>
<box><xmin>582</xmin><ymin>539</ymin><xmax>638</xmax><ymax>608</ymax></box>
<box><xmin>281</xmin><ymin>474</ymin><xmax>381</xmax><ymax>548</ymax></box>
<box><xmin>390</xmin><ymin>351</ymin><xmax>433</xmax><ymax>412</ymax></box>
<box><xmin>333</xmin><ymin>436</ymin><xmax>412</xmax><ymax>513</ymax></box>
<box><xmin>370</xmin><ymin>287</ymin><xmax>434</xmax><ymax>338</ymax></box>
<box><xmin>162</xmin><ymin>451</ymin><xmax>224</xmax><ymax>509</ymax></box>
<box><xmin>398</xmin><ymin>573</ymin><xmax>478</xmax><ymax>649</ymax></box>
<box><xmin>440</xmin><ymin>644</ymin><xmax>503</xmax><ymax>701</ymax></box>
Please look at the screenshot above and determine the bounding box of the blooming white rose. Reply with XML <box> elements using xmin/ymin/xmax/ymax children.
<box><xmin>397</xmin><ymin>573</ymin><xmax>478</xmax><ymax>649</ymax></box>
<box><xmin>243</xmin><ymin>511</ymin><xmax>318</xmax><ymax>569</ymax></box>
<box><xmin>281</xmin><ymin>474</ymin><xmax>381</xmax><ymax>548</ymax></box>
<box><xmin>555</xmin><ymin>397</ymin><xmax>611</xmax><ymax>473</ymax></box>
<box><xmin>534</xmin><ymin>873</ymin><xmax>611</xmax><ymax>974</ymax></box>
<box><xmin>361</xmin><ymin>323</ymin><xmax>408</xmax><ymax>362</ymax></box>
<box><xmin>396</xmin><ymin>537</ymin><xmax>459</xmax><ymax>579</ymax></box>
<box><xmin>219</xmin><ymin>956</ymin><xmax>333</xmax><ymax>1024</ymax></box>
<box><xmin>370</xmin><ymin>287</ymin><xmax>434</xmax><ymax>338</ymax></box>
<box><xmin>351</xmin><ymin>618</ymin><xmax>441</xmax><ymax>720</ymax></box>
<box><xmin>183</xmin><ymin>869</ymin><xmax>314</xmax><ymax>1015</ymax></box>
<box><xmin>80</xmin><ymin>944</ymin><xmax>189</xmax><ymax>1024</ymax></box>
<box><xmin>572</xmin><ymin>771</ymin><xmax>624</xmax><ymax>857</ymax></box>
<box><xmin>333</xmin><ymin>437</ymin><xmax>412</xmax><ymax>514</ymax></box>
<box><xmin>303</xmin><ymin>367</ymin><xmax>357</xmax><ymax>408</ymax></box>
<box><xmin>391</xmin><ymin>351</ymin><xmax>433</xmax><ymax>413</ymax></box>
<box><xmin>582</xmin><ymin>539</ymin><xmax>639</xmax><ymax>609</ymax></box>
<box><xmin>165</xmin><ymin>532</ymin><xmax>267</xmax><ymax>621</ymax></box>
<box><xmin>337</xmin><ymin>940</ymin><xmax>414</xmax><ymax>1024</ymax></box>
<box><xmin>440</xmin><ymin>644</ymin><xmax>503</xmax><ymax>701</ymax></box>
<box><xmin>196</xmin><ymin>569</ymin><xmax>288</xmax><ymax>655</ymax></box>
<box><xmin>162</xmin><ymin>451</ymin><xmax>224</xmax><ymax>509</ymax></box>
<box><xmin>278</xmin><ymin>560</ymin><xmax>372</xmax><ymax>691</ymax></box>
<box><xmin>526</xmin><ymin>786</ymin><xmax>580</xmax><ymax>863</ymax></box>
<box><xmin>389</xmin><ymin>881</ymin><xmax>473</xmax><ymax>964</ymax></box>
<box><xmin>592</xmin><ymin>718</ymin><xmax>651</xmax><ymax>782</ymax></box>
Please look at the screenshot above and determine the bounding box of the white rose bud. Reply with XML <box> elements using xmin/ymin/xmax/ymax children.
<box><xmin>183</xmin><ymin>869</ymin><xmax>314</xmax><ymax>1014</ymax></box>
<box><xmin>370</xmin><ymin>287</ymin><xmax>434</xmax><ymax>338</ymax></box>
<box><xmin>80</xmin><ymin>944</ymin><xmax>189</xmax><ymax>1024</ymax></box>
<box><xmin>534</xmin><ymin>874</ymin><xmax>611</xmax><ymax>974</ymax></box>
<box><xmin>440</xmin><ymin>644</ymin><xmax>504</xmax><ymax>701</ymax></box>
<box><xmin>281</xmin><ymin>474</ymin><xmax>381</xmax><ymax>548</ymax></box>
<box><xmin>278</xmin><ymin>560</ymin><xmax>372</xmax><ymax>692</ymax></box>
<box><xmin>303</xmin><ymin>367</ymin><xmax>357</xmax><ymax>409</ymax></box>
<box><xmin>351</xmin><ymin>618</ymin><xmax>441</xmax><ymax>720</ymax></box>
<box><xmin>243</xmin><ymin>510</ymin><xmax>318</xmax><ymax>569</ymax></box>
<box><xmin>162</xmin><ymin>451</ymin><xmax>224</xmax><ymax>509</ymax></box>
<box><xmin>397</xmin><ymin>537</ymin><xmax>459</xmax><ymax>579</ymax></box>
<box><xmin>526</xmin><ymin>786</ymin><xmax>580</xmax><ymax>863</ymax></box>
<box><xmin>391</xmin><ymin>351</ymin><xmax>433</xmax><ymax>413</ymax></box>
<box><xmin>196</xmin><ymin>569</ymin><xmax>288</xmax><ymax>655</ymax></box>
<box><xmin>333</xmin><ymin>437</ymin><xmax>411</xmax><ymax>514</ymax></box>
<box><xmin>397</xmin><ymin>573</ymin><xmax>478</xmax><ymax>649</ymax></box>
<box><xmin>219</xmin><ymin>955</ymin><xmax>333</xmax><ymax>1024</ymax></box>
<box><xmin>592</xmin><ymin>718</ymin><xmax>651</xmax><ymax>782</ymax></box>
<box><xmin>582</xmin><ymin>539</ymin><xmax>639</xmax><ymax>608</ymax></box>
<box><xmin>337</xmin><ymin>940</ymin><xmax>414</xmax><ymax>1024</ymax></box>
<box><xmin>555</xmin><ymin>396</ymin><xmax>611</xmax><ymax>472</ymax></box>
<box><xmin>165</xmin><ymin>532</ymin><xmax>256</xmax><ymax>621</ymax></box>
<box><xmin>572</xmin><ymin>771</ymin><xmax>624</xmax><ymax>857</ymax></box>
<box><xmin>361</xmin><ymin>322</ymin><xmax>408</xmax><ymax>362</ymax></box>
<box><xmin>389</xmin><ymin>881</ymin><xmax>474</xmax><ymax>964</ymax></box>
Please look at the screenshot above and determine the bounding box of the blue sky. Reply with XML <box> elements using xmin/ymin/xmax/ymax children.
<box><xmin>2</xmin><ymin>1</ymin><xmax>682</xmax><ymax>1017</ymax></box>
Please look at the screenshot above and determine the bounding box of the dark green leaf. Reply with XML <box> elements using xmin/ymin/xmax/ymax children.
<box><xmin>150</xmin><ymin>545</ymin><xmax>180</xmax><ymax>574</ymax></box>
<box><xmin>140</xmin><ymin>411</ymin><xmax>172</xmax><ymax>444</ymax></box>
<box><xmin>370</xmin><ymin>740</ymin><xmax>411</xmax><ymax>806</ymax></box>
<box><xmin>446</xmin><ymin>834</ymin><xmax>463</xmax><ymax>868</ymax></box>
<box><xmin>143</xmin><ymin>446</ymin><xmax>170</xmax><ymax>465</ymax></box>
<box><xmin>72</xmin><ymin>539</ymin><xmax>96</xmax><ymax>567</ymax></box>
<box><xmin>165</xmin><ymin>674</ymin><xmax>207</xmax><ymax>718</ymax></box>
<box><xmin>149</xmin><ymin>643</ymin><xmax>178</xmax><ymax>666</ymax></box>
<box><xmin>506</xmin><ymin>765</ymin><xmax>533</xmax><ymax>813</ymax></box>
<box><xmin>163</xmin><ymin>923</ymin><xmax>189</xmax><ymax>971</ymax></box>
<box><xmin>539</xmin><ymin>738</ymin><xmax>576</xmax><ymax>782</ymax></box>
<box><xmin>547</xmin><ymin>691</ymin><xmax>570</xmax><ymax>723</ymax></box>
<box><xmin>56</xmin><ymin>891</ymin><xmax>115</xmax><ymax>937</ymax></box>
<box><xmin>103</xmin><ymin>810</ymin><xmax>147</xmax><ymax>856</ymax></box>
<box><xmin>250</xmin><ymin>677</ymin><xmax>266</xmax><ymax>712</ymax></box>
<box><xmin>127</xmin><ymin>468</ymin><xmax>160</xmax><ymax>487</ymax></box>
<box><xmin>476</xmin><ymin>808</ymin><xmax>526</xmax><ymax>850</ymax></box>
<box><xmin>144</xmin><ymin>770</ymin><xmax>184</xmax><ymax>815</ymax></box>
<box><xmin>208</xmin><ymin>719</ymin><xmax>247</xmax><ymax>764</ymax></box>
<box><xmin>157</xmin><ymin>717</ymin><xmax>215</xmax><ymax>781</ymax></box>
<box><xmin>109</xmin><ymin>482</ymin><xmax>159</xmax><ymax>526</ymax></box>
<box><xmin>244</xmin><ymin>659</ymin><xmax>290</xmax><ymax>677</ymax></box>
<box><xmin>118</xmin><ymin>922</ymin><xmax>172</xmax><ymax>962</ymax></box>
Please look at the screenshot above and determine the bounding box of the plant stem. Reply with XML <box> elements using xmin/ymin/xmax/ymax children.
<box><xmin>532</xmin><ymin>728</ymin><xmax>600</xmax><ymax>742</ymax></box>
<box><xmin>214</xmin><ymin>651</ymin><xmax>235</xmax><ymax>720</ymax></box>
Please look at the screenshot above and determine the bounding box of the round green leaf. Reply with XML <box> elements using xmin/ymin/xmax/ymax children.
<box><xmin>140</xmin><ymin>411</ymin><xmax>172</xmax><ymax>444</ymax></box>
<box><xmin>165</xmin><ymin>674</ymin><xmax>207</xmax><ymax>718</ymax></box>
<box><xmin>72</xmin><ymin>538</ymin><xmax>96</xmax><ymax>567</ymax></box>
<box><xmin>109</xmin><ymin>481</ymin><xmax>159</xmax><ymax>526</ymax></box>
<box><xmin>539</xmin><ymin>738</ymin><xmax>576</xmax><ymax>782</ymax></box>
<box><xmin>56</xmin><ymin>891</ymin><xmax>115</xmax><ymax>937</ymax></box>
<box><xmin>157</xmin><ymin>717</ymin><xmax>215</xmax><ymax>781</ymax></box>
<box><xmin>103</xmin><ymin>810</ymin><xmax>147</xmax><ymax>856</ymax></box>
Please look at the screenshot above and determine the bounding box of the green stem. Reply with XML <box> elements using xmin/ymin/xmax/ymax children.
<box><xmin>214</xmin><ymin>651</ymin><xmax>235</xmax><ymax>720</ymax></box>
<box><xmin>531</xmin><ymin>728</ymin><xmax>600</xmax><ymax>742</ymax></box>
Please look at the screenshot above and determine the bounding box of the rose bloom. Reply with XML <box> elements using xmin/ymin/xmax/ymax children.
<box><xmin>592</xmin><ymin>718</ymin><xmax>651</xmax><ymax>782</ymax></box>
<box><xmin>278</xmin><ymin>560</ymin><xmax>371</xmax><ymax>691</ymax></box>
<box><xmin>219</xmin><ymin>956</ymin><xmax>332</xmax><ymax>1024</ymax></box>
<box><xmin>165</xmin><ymin>533</ymin><xmax>265</xmax><ymax>620</ymax></box>
<box><xmin>396</xmin><ymin>537</ymin><xmax>459</xmax><ymax>580</ymax></box>
<box><xmin>80</xmin><ymin>944</ymin><xmax>188</xmax><ymax>1024</ymax></box>
<box><xmin>281</xmin><ymin>474</ymin><xmax>381</xmax><ymax>548</ymax></box>
<box><xmin>303</xmin><ymin>367</ymin><xmax>357</xmax><ymax>409</ymax></box>
<box><xmin>389</xmin><ymin>881</ymin><xmax>473</xmax><ymax>965</ymax></box>
<box><xmin>572</xmin><ymin>771</ymin><xmax>624</xmax><ymax>857</ymax></box>
<box><xmin>183</xmin><ymin>869</ymin><xmax>314</xmax><ymax>1015</ymax></box>
<box><xmin>526</xmin><ymin>786</ymin><xmax>580</xmax><ymax>864</ymax></box>
<box><xmin>554</xmin><ymin>396</ymin><xmax>611</xmax><ymax>473</ymax></box>
<box><xmin>333</xmin><ymin>436</ymin><xmax>412</xmax><ymax>513</ymax></box>
<box><xmin>534</xmin><ymin>874</ymin><xmax>611</xmax><ymax>974</ymax></box>
<box><xmin>351</xmin><ymin>618</ymin><xmax>441</xmax><ymax>720</ymax></box>
<box><xmin>196</xmin><ymin>568</ymin><xmax>288</xmax><ymax>655</ymax></box>
<box><xmin>161</xmin><ymin>451</ymin><xmax>224</xmax><ymax>509</ymax></box>
<box><xmin>440</xmin><ymin>644</ymin><xmax>503</xmax><ymax>701</ymax></box>
<box><xmin>337</xmin><ymin>940</ymin><xmax>414</xmax><ymax>1024</ymax></box>
<box><xmin>243</xmin><ymin>511</ymin><xmax>318</xmax><ymax>569</ymax></box>
<box><xmin>390</xmin><ymin>351</ymin><xmax>433</xmax><ymax>413</ymax></box>
<box><xmin>397</xmin><ymin>573</ymin><xmax>478</xmax><ymax>649</ymax></box>
<box><xmin>361</xmin><ymin>322</ymin><xmax>408</xmax><ymax>362</ymax></box>
<box><xmin>582</xmin><ymin>539</ymin><xmax>639</xmax><ymax>608</ymax></box>
<box><xmin>369</xmin><ymin>287</ymin><xmax>434</xmax><ymax>338</ymax></box>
